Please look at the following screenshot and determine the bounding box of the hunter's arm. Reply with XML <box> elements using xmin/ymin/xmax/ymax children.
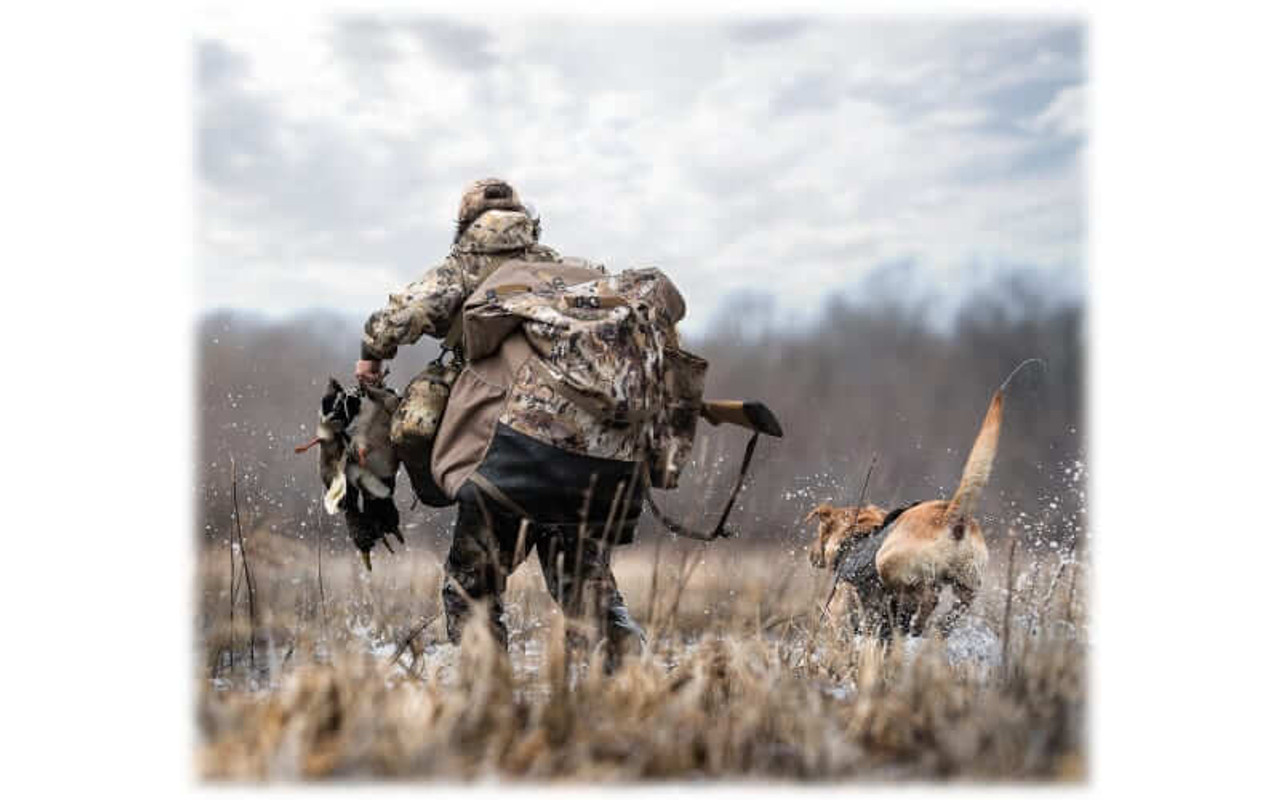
<box><xmin>360</xmin><ymin>256</ymin><xmax>469</xmax><ymax>361</ymax></box>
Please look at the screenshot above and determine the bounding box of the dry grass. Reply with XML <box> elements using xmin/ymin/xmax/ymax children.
<box><xmin>195</xmin><ymin>526</ymin><xmax>1087</xmax><ymax>782</ymax></box>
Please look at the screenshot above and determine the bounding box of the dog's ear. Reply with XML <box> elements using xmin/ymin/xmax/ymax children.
<box><xmin>853</xmin><ymin>505</ymin><xmax>884</xmax><ymax>530</ymax></box>
<box><xmin>804</xmin><ymin>503</ymin><xmax>832</xmax><ymax>524</ymax></box>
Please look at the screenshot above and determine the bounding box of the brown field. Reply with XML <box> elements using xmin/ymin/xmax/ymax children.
<box><xmin>195</xmin><ymin>525</ymin><xmax>1087</xmax><ymax>782</ymax></box>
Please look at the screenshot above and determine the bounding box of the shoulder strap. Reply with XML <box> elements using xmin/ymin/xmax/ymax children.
<box><xmin>441</xmin><ymin>257</ymin><xmax>522</xmax><ymax>352</ymax></box>
<box><xmin>443</xmin><ymin>312</ymin><xmax>465</xmax><ymax>351</ymax></box>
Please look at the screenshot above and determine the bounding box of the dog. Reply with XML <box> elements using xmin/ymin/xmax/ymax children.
<box><xmin>296</xmin><ymin>378</ymin><xmax>404</xmax><ymax>570</ymax></box>
<box><xmin>806</xmin><ymin>361</ymin><xmax>1037</xmax><ymax>639</ymax></box>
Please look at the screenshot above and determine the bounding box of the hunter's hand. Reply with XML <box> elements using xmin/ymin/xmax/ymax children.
<box><xmin>355</xmin><ymin>359</ymin><xmax>383</xmax><ymax>386</ymax></box>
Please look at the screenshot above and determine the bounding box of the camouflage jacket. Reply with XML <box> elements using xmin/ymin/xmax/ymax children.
<box><xmin>360</xmin><ymin>209</ymin><xmax>563</xmax><ymax>361</ymax></box>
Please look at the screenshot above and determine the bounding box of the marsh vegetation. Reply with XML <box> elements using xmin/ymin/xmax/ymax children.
<box><xmin>196</xmin><ymin>273</ymin><xmax>1086</xmax><ymax>781</ymax></box>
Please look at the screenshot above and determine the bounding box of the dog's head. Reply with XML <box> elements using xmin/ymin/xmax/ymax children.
<box><xmin>805</xmin><ymin>503</ymin><xmax>888</xmax><ymax>569</ymax></box>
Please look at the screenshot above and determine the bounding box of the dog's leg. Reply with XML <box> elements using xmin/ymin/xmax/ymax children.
<box><xmin>891</xmin><ymin>593</ymin><xmax>905</xmax><ymax>635</ymax></box>
<box><xmin>893</xmin><ymin>591</ymin><xmax>919</xmax><ymax>636</ymax></box>
<box><xmin>939</xmin><ymin>582</ymin><xmax>976</xmax><ymax>636</ymax></box>
<box><xmin>846</xmin><ymin>586</ymin><xmax>865</xmax><ymax>635</ymax></box>
<box><xmin>877</xmin><ymin>594</ymin><xmax>897</xmax><ymax>643</ymax></box>
<box><xmin>911</xmin><ymin>583</ymin><xmax>939</xmax><ymax>637</ymax></box>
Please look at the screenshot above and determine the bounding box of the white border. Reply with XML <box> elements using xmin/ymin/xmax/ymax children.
<box><xmin>7</xmin><ymin>1</ymin><xmax>1280</xmax><ymax>796</ymax></box>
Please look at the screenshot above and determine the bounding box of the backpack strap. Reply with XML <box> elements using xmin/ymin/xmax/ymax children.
<box><xmin>644</xmin><ymin>430</ymin><xmax>761</xmax><ymax>541</ymax></box>
<box><xmin>441</xmin><ymin>256</ymin><xmax>527</xmax><ymax>353</ymax></box>
<box><xmin>442</xmin><ymin>313</ymin><xmax>465</xmax><ymax>352</ymax></box>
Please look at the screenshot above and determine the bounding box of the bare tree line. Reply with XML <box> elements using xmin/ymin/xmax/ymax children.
<box><xmin>197</xmin><ymin>271</ymin><xmax>1085</xmax><ymax>555</ymax></box>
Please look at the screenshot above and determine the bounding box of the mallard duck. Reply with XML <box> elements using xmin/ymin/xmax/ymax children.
<box><xmin>296</xmin><ymin>379</ymin><xmax>404</xmax><ymax>570</ymax></box>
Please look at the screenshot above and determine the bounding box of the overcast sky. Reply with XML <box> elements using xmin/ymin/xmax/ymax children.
<box><xmin>196</xmin><ymin>12</ymin><xmax>1085</xmax><ymax>335</ymax></box>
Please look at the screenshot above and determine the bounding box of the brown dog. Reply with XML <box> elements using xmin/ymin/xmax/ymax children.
<box><xmin>807</xmin><ymin>363</ymin><xmax>1033</xmax><ymax>638</ymax></box>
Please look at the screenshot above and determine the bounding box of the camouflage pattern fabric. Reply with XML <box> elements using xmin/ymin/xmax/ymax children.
<box><xmin>361</xmin><ymin>209</ymin><xmax>561</xmax><ymax>361</ymax></box>
<box><xmin>464</xmin><ymin>267</ymin><xmax>695</xmax><ymax>467</ymax></box>
<box><xmin>389</xmin><ymin>359</ymin><xmax>459</xmax><ymax>448</ymax></box>
<box><xmin>455</xmin><ymin>178</ymin><xmax>524</xmax><ymax>234</ymax></box>
<box><xmin>649</xmin><ymin>346</ymin><xmax>707</xmax><ymax>488</ymax></box>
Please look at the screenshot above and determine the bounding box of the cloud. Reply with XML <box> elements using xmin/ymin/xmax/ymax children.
<box><xmin>197</xmin><ymin>39</ymin><xmax>248</xmax><ymax>89</ymax></box>
<box><xmin>1028</xmin><ymin>84</ymin><xmax>1086</xmax><ymax>139</ymax></box>
<box><xmin>403</xmin><ymin>18</ymin><xmax>498</xmax><ymax>71</ymax></box>
<box><xmin>196</xmin><ymin>14</ymin><xmax>1086</xmax><ymax>335</ymax></box>
<box><xmin>329</xmin><ymin>16</ymin><xmax>498</xmax><ymax>74</ymax></box>
<box><xmin>725</xmin><ymin>17</ymin><xmax>811</xmax><ymax>44</ymax></box>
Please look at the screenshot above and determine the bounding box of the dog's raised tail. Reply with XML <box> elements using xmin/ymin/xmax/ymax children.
<box><xmin>945</xmin><ymin>389</ymin><xmax>1002</xmax><ymax>525</ymax></box>
<box><xmin>945</xmin><ymin>359</ymin><xmax>1043</xmax><ymax>525</ymax></box>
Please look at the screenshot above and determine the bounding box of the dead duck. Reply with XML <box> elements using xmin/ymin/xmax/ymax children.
<box><xmin>296</xmin><ymin>379</ymin><xmax>404</xmax><ymax>570</ymax></box>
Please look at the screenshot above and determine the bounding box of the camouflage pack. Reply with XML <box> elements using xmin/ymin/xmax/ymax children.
<box><xmin>432</xmin><ymin>260</ymin><xmax>706</xmax><ymax>493</ymax></box>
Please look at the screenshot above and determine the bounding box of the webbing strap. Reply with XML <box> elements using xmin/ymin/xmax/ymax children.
<box><xmin>443</xmin><ymin>313</ymin><xmax>465</xmax><ymax>351</ymax></box>
<box><xmin>645</xmin><ymin>431</ymin><xmax>760</xmax><ymax>541</ymax></box>
<box><xmin>482</xmin><ymin>283</ymin><xmax>535</xmax><ymax>297</ymax></box>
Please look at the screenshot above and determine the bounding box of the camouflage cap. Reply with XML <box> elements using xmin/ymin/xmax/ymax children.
<box><xmin>457</xmin><ymin>178</ymin><xmax>524</xmax><ymax>228</ymax></box>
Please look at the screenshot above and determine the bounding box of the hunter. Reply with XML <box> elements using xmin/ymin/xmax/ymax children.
<box><xmin>355</xmin><ymin>178</ymin><xmax>703</xmax><ymax>668</ymax></box>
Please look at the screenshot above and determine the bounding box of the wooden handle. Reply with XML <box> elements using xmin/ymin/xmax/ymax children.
<box><xmin>700</xmin><ymin>400</ymin><xmax>784</xmax><ymax>438</ymax></box>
